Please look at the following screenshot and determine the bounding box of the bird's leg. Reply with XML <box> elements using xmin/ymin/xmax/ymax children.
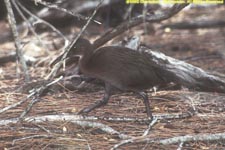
<box><xmin>138</xmin><ymin>92</ymin><xmax>153</xmax><ymax>120</ymax></box>
<box><xmin>78</xmin><ymin>83</ymin><xmax>112</xmax><ymax>114</ymax></box>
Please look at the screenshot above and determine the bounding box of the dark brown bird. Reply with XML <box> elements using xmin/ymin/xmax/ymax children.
<box><xmin>60</xmin><ymin>38</ymin><xmax>168</xmax><ymax>119</ymax></box>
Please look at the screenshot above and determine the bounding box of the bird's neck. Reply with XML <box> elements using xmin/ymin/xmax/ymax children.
<box><xmin>79</xmin><ymin>46</ymin><xmax>94</xmax><ymax>67</ymax></box>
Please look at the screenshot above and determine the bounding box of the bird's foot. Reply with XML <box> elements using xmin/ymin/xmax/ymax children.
<box><xmin>77</xmin><ymin>100</ymin><xmax>108</xmax><ymax>115</ymax></box>
<box><xmin>77</xmin><ymin>107</ymin><xmax>91</xmax><ymax>115</ymax></box>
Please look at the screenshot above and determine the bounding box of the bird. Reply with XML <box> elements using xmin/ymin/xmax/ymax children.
<box><xmin>58</xmin><ymin>38</ymin><xmax>168</xmax><ymax>120</ymax></box>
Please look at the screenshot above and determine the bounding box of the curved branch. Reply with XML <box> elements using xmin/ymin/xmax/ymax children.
<box><xmin>93</xmin><ymin>4</ymin><xmax>189</xmax><ymax>49</ymax></box>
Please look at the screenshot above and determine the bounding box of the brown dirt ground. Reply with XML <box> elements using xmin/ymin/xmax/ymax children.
<box><xmin>0</xmin><ymin>4</ymin><xmax>225</xmax><ymax>150</ymax></box>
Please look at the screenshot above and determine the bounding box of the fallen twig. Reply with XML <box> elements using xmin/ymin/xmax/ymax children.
<box><xmin>19</xmin><ymin>76</ymin><xmax>63</xmax><ymax>118</ymax></box>
<box><xmin>0</xmin><ymin>112</ymin><xmax>194</xmax><ymax>126</ymax></box>
<box><xmin>0</xmin><ymin>114</ymin><xmax>131</xmax><ymax>140</ymax></box>
<box><xmin>112</xmin><ymin>131</ymin><xmax>225</xmax><ymax>149</ymax></box>
<box><xmin>142</xmin><ymin>117</ymin><xmax>158</xmax><ymax>136</ymax></box>
<box><xmin>0</xmin><ymin>76</ymin><xmax>63</xmax><ymax>115</ymax></box>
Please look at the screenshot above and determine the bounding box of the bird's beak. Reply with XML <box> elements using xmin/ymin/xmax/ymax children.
<box><xmin>50</xmin><ymin>52</ymin><xmax>80</xmax><ymax>67</ymax></box>
<box><xmin>50</xmin><ymin>52</ymin><xmax>65</xmax><ymax>67</ymax></box>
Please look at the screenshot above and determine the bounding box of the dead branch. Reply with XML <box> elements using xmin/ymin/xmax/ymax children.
<box><xmin>54</xmin><ymin>38</ymin><xmax>225</xmax><ymax>94</ymax></box>
<box><xmin>33</xmin><ymin>0</ymin><xmax>101</xmax><ymax>25</ymax></box>
<box><xmin>142</xmin><ymin>49</ymin><xmax>225</xmax><ymax>93</ymax></box>
<box><xmin>161</xmin><ymin>20</ymin><xmax>225</xmax><ymax>30</ymax></box>
<box><xmin>15</xmin><ymin>0</ymin><xmax>69</xmax><ymax>50</ymax></box>
<box><xmin>93</xmin><ymin>4</ymin><xmax>189</xmax><ymax>49</ymax></box>
<box><xmin>158</xmin><ymin>132</ymin><xmax>225</xmax><ymax>145</ymax></box>
<box><xmin>4</xmin><ymin>0</ymin><xmax>29</xmax><ymax>81</ymax></box>
<box><xmin>12</xmin><ymin>134</ymin><xmax>53</xmax><ymax>145</ymax></box>
<box><xmin>0</xmin><ymin>0</ymin><xmax>103</xmax><ymax>116</ymax></box>
<box><xmin>99</xmin><ymin>112</ymin><xmax>193</xmax><ymax>122</ymax></box>
<box><xmin>0</xmin><ymin>112</ymin><xmax>195</xmax><ymax>126</ymax></box>
<box><xmin>142</xmin><ymin>117</ymin><xmax>158</xmax><ymax>136</ymax></box>
<box><xmin>11</xmin><ymin>0</ymin><xmax>49</xmax><ymax>54</ymax></box>
<box><xmin>0</xmin><ymin>76</ymin><xmax>63</xmax><ymax>115</ymax></box>
<box><xmin>0</xmin><ymin>114</ymin><xmax>131</xmax><ymax>140</ymax></box>
<box><xmin>59</xmin><ymin>0</ymin><xmax>121</xmax><ymax>14</ymax></box>
<box><xmin>0</xmin><ymin>96</ymin><xmax>27</xmax><ymax>114</ymax></box>
<box><xmin>47</xmin><ymin>0</ymin><xmax>103</xmax><ymax>80</ymax></box>
<box><xmin>112</xmin><ymin>132</ymin><xmax>225</xmax><ymax>150</ymax></box>
<box><xmin>19</xmin><ymin>76</ymin><xmax>63</xmax><ymax>118</ymax></box>
<box><xmin>0</xmin><ymin>0</ymin><xmax>121</xmax><ymax>44</ymax></box>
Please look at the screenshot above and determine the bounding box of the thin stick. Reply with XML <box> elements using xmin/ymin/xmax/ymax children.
<box><xmin>112</xmin><ymin>132</ymin><xmax>225</xmax><ymax>150</ymax></box>
<box><xmin>0</xmin><ymin>76</ymin><xmax>63</xmax><ymax>115</ymax></box>
<box><xmin>19</xmin><ymin>76</ymin><xmax>63</xmax><ymax>118</ymax></box>
<box><xmin>16</xmin><ymin>0</ymin><xmax>69</xmax><ymax>49</ymax></box>
<box><xmin>0</xmin><ymin>96</ymin><xmax>28</xmax><ymax>114</ymax></box>
<box><xmin>46</xmin><ymin>0</ymin><xmax>104</xmax><ymax>79</ymax></box>
<box><xmin>0</xmin><ymin>114</ymin><xmax>131</xmax><ymax>140</ymax></box>
<box><xmin>4</xmin><ymin>0</ymin><xmax>30</xmax><ymax>81</ymax></box>
<box><xmin>34</xmin><ymin>0</ymin><xmax>101</xmax><ymax>25</ymax></box>
<box><xmin>11</xmin><ymin>0</ymin><xmax>48</xmax><ymax>54</ymax></box>
<box><xmin>93</xmin><ymin>4</ymin><xmax>189</xmax><ymax>49</ymax></box>
<box><xmin>142</xmin><ymin>117</ymin><xmax>158</xmax><ymax>136</ymax></box>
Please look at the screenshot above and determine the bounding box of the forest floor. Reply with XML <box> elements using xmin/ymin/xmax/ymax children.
<box><xmin>0</xmin><ymin>4</ymin><xmax>225</xmax><ymax>150</ymax></box>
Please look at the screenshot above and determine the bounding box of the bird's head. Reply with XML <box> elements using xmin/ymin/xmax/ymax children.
<box><xmin>50</xmin><ymin>38</ymin><xmax>92</xmax><ymax>66</ymax></box>
<box><xmin>68</xmin><ymin>38</ymin><xmax>92</xmax><ymax>57</ymax></box>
